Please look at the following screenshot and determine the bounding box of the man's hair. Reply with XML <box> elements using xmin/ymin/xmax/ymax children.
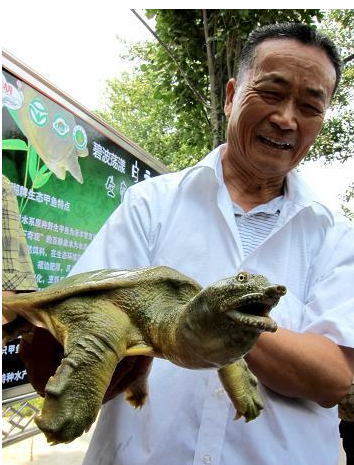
<box><xmin>238</xmin><ymin>22</ymin><xmax>342</xmax><ymax>95</ymax></box>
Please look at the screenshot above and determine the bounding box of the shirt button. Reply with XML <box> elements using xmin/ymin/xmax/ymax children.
<box><xmin>202</xmin><ymin>454</ymin><xmax>212</xmax><ymax>464</ymax></box>
<box><xmin>215</xmin><ymin>387</ymin><xmax>224</xmax><ymax>399</ymax></box>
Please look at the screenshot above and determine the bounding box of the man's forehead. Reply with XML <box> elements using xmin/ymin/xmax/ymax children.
<box><xmin>249</xmin><ymin>38</ymin><xmax>336</xmax><ymax>97</ymax></box>
<box><xmin>252</xmin><ymin>38</ymin><xmax>334</xmax><ymax>72</ymax></box>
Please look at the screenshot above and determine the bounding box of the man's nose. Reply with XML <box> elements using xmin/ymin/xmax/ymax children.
<box><xmin>269</xmin><ymin>101</ymin><xmax>297</xmax><ymax>131</ymax></box>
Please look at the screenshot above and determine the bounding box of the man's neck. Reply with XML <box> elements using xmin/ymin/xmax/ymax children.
<box><xmin>221</xmin><ymin>149</ymin><xmax>285</xmax><ymax>213</ymax></box>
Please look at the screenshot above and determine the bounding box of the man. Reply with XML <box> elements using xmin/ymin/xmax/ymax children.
<box><xmin>68</xmin><ymin>23</ymin><xmax>354</xmax><ymax>464</ymax></box>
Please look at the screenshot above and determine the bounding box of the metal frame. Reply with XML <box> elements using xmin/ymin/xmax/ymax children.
<box><xmin>2</xmin><ymin>383</ymin><xmax>36</xmax><ymax>401</ymax></box>
<box><xmin>2</xmin><ymin>392</ymin><xmax>41</xmax><ymax>447</ymax></box>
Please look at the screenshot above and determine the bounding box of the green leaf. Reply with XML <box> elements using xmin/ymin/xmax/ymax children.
<box><xmin>2</xmin><ymin>139</ymin><xmax>28</xmax><ymax>151</ymax></box>
<box><xmin>28</xmin><ymin>145</ymin><xmax>39</xmax><ymax>182</ymax></box>
<box><xmin>38</xmin><ymin>163</ymin><xmax>50</xmax><ymax>175</ymax></box>
<box><xmin>32</xmin><ymin>171</ymin><xmax>52</xmax><ymax>189</ymax></box>
<box><xmin>7</xmin><ymin>108</ymin><xmax>21</xmax><ymax>130</ymax></box>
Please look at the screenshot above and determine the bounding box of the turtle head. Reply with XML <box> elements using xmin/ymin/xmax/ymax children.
<box><xmin>218</xmin><ymin>271</ymin><xmax>286</xmax><ymax>333</ymax></box>
<box><xmin>178</xmin><ymin>271</ymin><xmax>286</xmax><ymax>369</ymax></box>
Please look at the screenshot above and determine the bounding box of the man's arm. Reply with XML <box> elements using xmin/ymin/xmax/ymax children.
<box><xmin>245</xmin><ymin>328</ymin><xmax>354</xmax><ymax>407</ymax></box>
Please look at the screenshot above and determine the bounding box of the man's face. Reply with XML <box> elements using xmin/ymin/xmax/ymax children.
<box><xmin>224</xmin><ymin>39</ymin><xmax>337</xmax><ymax>178</ymax></box>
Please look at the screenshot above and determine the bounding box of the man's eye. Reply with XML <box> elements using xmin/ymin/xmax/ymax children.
<box><xmin>259</xmin><ymin>90</ymin><xmax>281</xmax><ymax>101</ymax></box>
<box><xmin>302</xmin><ymin>104</ymin><xmax>322</xmax><ymax>115</ymax></box>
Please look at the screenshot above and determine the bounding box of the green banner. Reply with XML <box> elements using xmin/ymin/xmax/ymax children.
<box><xmin>2</xmin><ymin>68</ymin><xmax>158</xmax><ymax>289</ymax></box>
<box><xmin>2</xmin><ymin>67</ymin><xmax>161</xmax><ymax>396</ymax></box>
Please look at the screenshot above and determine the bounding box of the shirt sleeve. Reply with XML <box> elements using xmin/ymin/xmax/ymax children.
<box><xmin>2</xmin><ymin>175</ymin><xmax>38</xmax><ymax>291</ymax></box>
<box><xmin>302</xmin><ymin>220</ymin><xmax>354</xmax><ymax>348</ymax></box>
<box><xmin>71</xmin><ymin>183</ymin><xmax>153</xmax><ymax>275</ymax></box>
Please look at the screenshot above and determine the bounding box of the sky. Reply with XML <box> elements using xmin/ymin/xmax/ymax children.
<box><xmin>2</xmin><ymin>5</ymin><xmax>152</xmax><ymax>110</ymax></box>
<box><xmin>2</xmin><ymin>3</ymin><xmax>353</xmax><ymax>211</ymax></box>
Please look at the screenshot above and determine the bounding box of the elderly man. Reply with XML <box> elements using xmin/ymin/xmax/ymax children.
<box><xmin>24</xmin><ymin>22</ymin><xmax>354</xmax><ymax>464</ymax></box>
<box><xmin>70</xmin><ymin>22</ymin><xmax>354</xmax><ymax>465</ymax></box>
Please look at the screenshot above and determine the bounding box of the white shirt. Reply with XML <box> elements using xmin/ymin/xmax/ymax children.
<box><xmin>73</xmin><ymin>146</ymin><xmax>354</xmax><ymax>465</ymax></box>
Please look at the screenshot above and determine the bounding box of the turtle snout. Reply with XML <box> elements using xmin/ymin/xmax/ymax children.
<box><xmin>264</xmin><ymin>285</ymin><xmax>287</xmax><ymax>303</ymax></box>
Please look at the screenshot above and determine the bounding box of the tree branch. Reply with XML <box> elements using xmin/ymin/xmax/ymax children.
<box><xmin>131</xmin><ymin>9</ymin><xmax>211</xmax><ymax>110</ymax></box>
<box><xmin>202</xmin><ymin>9</ymin><xmax>224</xmax><ymax>148</ymax></box>
<box><xmin>343</xmin><ymin>53</ymin><xmax>354</xmax><ymax>65</ymax></box>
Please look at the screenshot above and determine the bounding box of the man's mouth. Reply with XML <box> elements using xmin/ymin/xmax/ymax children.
<box><xmin>259</xmin><ymin>135</ymin><xmax>292</xmax><ymax>150</ymax></box>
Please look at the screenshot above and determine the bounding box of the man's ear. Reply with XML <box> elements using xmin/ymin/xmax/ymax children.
<box><xmin>224</xmin><ymin>78</ymin><xmax>236</xmax><ymax>119</ymax></box>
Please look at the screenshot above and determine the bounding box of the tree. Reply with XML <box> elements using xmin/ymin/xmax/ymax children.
<box><xmin>340</xmin><ymin>182</ymin><xmax>354</xmax><ymax>221</ymax></box>
<box><xmin>143</xmin><ymin>9</ymin><xmax>323</xmax><ymax>148</ymax></box>
<box><xmin>98</xmin><ymin>9</ymin><xmax>325</xmax><ymax>169</ymax></box>
<box><xmin>97</xmin><ymin>44</ymin><xmax>208</xmax><ymax>171</ymax></box>
<box><xmin>310</xmin><ymin>10</ymin><xmax>354</xmax><ymax>220</ymax></box>
<box><xmin>310</xmin><ymin>9</ymin><xmax>354</xmax><ymax>164</ymax></box>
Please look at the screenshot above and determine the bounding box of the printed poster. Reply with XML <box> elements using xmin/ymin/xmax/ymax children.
<box><xmin>2</xmin><ymin>68</ymin><xmax>162</xmax><ymax>396</ymax></box>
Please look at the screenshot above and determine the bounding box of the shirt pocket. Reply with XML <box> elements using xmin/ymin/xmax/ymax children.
<box><xmin>270</xmin><ymin>289</ymin><xmax>306</xmax><ymax>332</ymax></box>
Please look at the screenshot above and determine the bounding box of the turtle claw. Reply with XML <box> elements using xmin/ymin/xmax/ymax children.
<box><xmin>234</xmin><ymin>394</ymin><xmax>263</xmax><ymax>422</ymax></box>
<box><xmin>125</xmin><ymin>386</ymin><xmax>148</xmax><ymax>409</ymax></box>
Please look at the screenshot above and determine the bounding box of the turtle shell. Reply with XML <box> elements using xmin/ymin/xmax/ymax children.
<box><xmin>3</xmin><ymin>266</ymin><xmax>201</xmax><ymax>309</ymax></box>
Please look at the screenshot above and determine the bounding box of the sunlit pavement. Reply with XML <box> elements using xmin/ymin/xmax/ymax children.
<box><xmin>2</xmin><ymin>420</ymin><xmax>96</xmax><ymax>465</ymax></box>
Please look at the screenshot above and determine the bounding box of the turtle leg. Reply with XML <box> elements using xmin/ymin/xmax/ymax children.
<box><xmin>217</xmin><ymin>358</ymin><xmax>263</xmax><ymax>422</ymax></box>
<box><xmin>124</xmin><ymin>356</ymin><xmax>153</xmax><ymax>408</ymax></box>
<box><xmin>35</xmin><ymin>298</ymin><xmax>132</xmax><ymax>444</ymax></box>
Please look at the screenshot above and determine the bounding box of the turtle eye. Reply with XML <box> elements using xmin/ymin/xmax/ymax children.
<box><xmin>237</xmin><ymin>272</ymin><xmax>248</xmax><ymax>283</ymax></box>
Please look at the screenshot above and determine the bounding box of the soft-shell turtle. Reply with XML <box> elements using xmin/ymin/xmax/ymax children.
<box><xmin>2</xmin><ymin>266</ymin><xmax>286</xmax><ymax>444</ymax></box>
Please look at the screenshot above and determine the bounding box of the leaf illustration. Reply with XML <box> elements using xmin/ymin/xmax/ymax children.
<box><xmin>2</xmin><ymin>139</ymin><xmax>28</xmax><ymax>151</ymax></box>
<box><xmin>39</xmin><ymin>163</ymin><xmax>50</xmax><ymax>175</ymax></box>
<box><xmin>7</xmin><ymin>108</ymin><xmax>22</xmax><ymax>131</ymax></box>
<box><xmin>32</xmin><ymin>171</ymin><xmax>52</xmax><ymax>189</ymax></box>
<box><xmin>28</xmin><ymin>145</ymin><xmax>39</xmax><ymax>182</ymax></box>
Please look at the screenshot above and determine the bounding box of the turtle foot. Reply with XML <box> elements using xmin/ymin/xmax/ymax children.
<box><xmin>233</xmin><ymin>389</ymin><xmax>264</xmax><ymax>422</ymax></box>
<box><xmin>125</xmin><ymin>385</ymin><xmax>148</xmax><ymax>409</ymax></box>
<box><xmin>35</xmin><ymin>415</ymin><xmax>84</xmax><ymax>445</ymax></box>
<box><xmin>35</xmin><ymin>356</ymin><xmax>102</xmax><ymax>443</ymax></box>
<box><xmin>35</xmin><ymin>392</ymin><xmax>99</xmax><ymax>444</ymax></box>
<box><xmin>218</xmin><ymin>359</ymin><xmax>264</xmax><ymax>423</ymax></box>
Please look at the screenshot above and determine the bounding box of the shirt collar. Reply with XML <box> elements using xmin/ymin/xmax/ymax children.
<box><xmin>178</xmin><ymin>145</ymin><xmax>335</xmax><ymax>225</ymax></box>
<box><xmin>285</xmin><ymin>169</ymin><xmax>335</xmax><ymax>225</ymax></box>
<box><xmin>233</xmin><ymin>196</ymin><xmax>284</xmax><ymax>215</ymax></box>
<box><xmin>178</xmin><ymin>145</ymin><xmax>223</xmax><ymax>187</ymax></box>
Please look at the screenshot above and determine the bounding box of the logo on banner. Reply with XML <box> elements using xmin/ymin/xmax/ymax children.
<box><xmin>29</xmin><ymin>99</ymin><xmax>48</xmax><ymax>127</ymax></box>
<box><xmin>2</xmin><ymin>74</ymin><xmax>23</xmax><ymax>110</ymax></box>
<box><xmin>52</xmin><ymin>114</ymin><xmax>70</xmax><ymax>138</ymax></box>
<box><xmin>73</xmin><ymin>125</ymin><xmax>88</xmax><ymax>150</ymax></box>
